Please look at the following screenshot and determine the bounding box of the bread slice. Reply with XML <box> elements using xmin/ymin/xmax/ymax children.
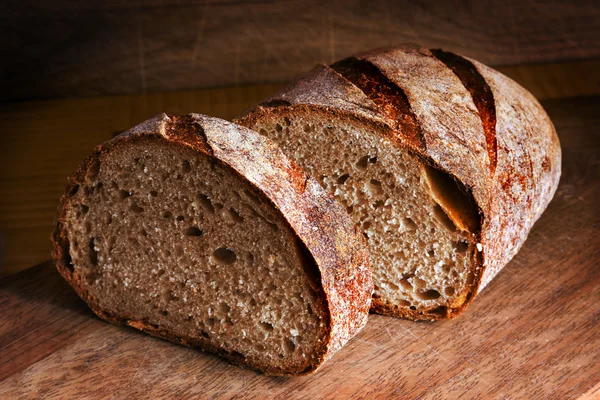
<box><xmin>51</xmin><ymin>114</ymin><xmax>372</xmax><ymax>374</ymax></box>
<box><xmin>237</xmin><ymin>46</ymin><xmax>561</xmax><ymax>320</ymax></box>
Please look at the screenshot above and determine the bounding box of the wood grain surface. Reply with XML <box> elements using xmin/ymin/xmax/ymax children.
<box><xmin>0</xmin><ymin>94</ymin><xmax>599</xmax><ymax>399</ymax></box>
<box><xmin>2</xmin><ymin>0</ymin><xmax>600</xmax><ymax>100</ymax></box>
<box><xmin>1</xmin><ymin>61</ymin><xmax>599</xmax><ymax>277</ymax></box>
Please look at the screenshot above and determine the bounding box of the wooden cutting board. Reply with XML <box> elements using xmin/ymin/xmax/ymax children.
<box><xmin>0</xmin><ymin>97</ymin><xmax>599</xmax><ymax>399</ymax></box>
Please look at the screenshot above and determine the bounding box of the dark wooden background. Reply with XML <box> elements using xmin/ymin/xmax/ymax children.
<box><xmin>2</xmin><ymin>0</ymin><xmax>600</xmax><ymax>101</ymax></box>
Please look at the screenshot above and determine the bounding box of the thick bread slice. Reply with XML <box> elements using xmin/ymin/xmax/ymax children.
<box><xmin>51</xmin><ymin>114</ymin><xmax>372</xmax><ymax>374</ymax></box>
<box><xmin>236</xmin><ymin>46</ymin><xmax>561</xmax><ymax>320</ymax></box>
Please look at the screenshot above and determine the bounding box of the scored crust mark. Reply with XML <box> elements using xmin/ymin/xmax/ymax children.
<box><xmin>430</xmin><ymin>49</ymin><xmax>498</xmax><ymax>174</ymax></box>
<box><xmin>330</xmin><ymin>58</ymin><xmax>426</xmax><ymax>151</ymax></box>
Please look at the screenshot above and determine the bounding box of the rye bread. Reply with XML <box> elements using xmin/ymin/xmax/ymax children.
<box><xmin>51</xmin><ymin>113</ymin><xmax>372</xmax><ymax>374</ymax></box>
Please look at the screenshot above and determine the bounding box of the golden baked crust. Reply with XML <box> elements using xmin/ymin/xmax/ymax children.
<box><xmin>51</xmin><ymin>114</ymin><xmax>372</xmax><ymax>374</ymax></box>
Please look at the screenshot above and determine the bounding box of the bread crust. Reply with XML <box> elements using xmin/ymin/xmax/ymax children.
<box><xmin>237</xmin><ymin>46</ymin><xmax>561</xmax><ymax>320</ymax></box>
<box><xmin>51</xmin><ymin>114</ymin><xmax>372</xmax><ymax>374</ymax></box>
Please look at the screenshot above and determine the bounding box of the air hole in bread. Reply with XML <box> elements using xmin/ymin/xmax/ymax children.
<box><xmin>444</xmin><ymin>286</ymin><xmax>455</xmax><ymax>296</ymax></box>
<box><xmin>417</xmin><ymin>289</ymin><xmax>441</xmax><ymax>300</ymax></box>
<box><xmin>397</xmin><ymin>299</ymin><xmax>411</xmax><ymax>307</ymax></box>
<box><xmin>213</xmin><ymin>247</ymin><xmax>236</xmax><ymax>265</ymax></box>
<box><xmin>182</xmin><ymin>160</ymin><xmax>192</xmax><ymax>173</ymax></box>
<box><xmin>260</xmin><ymin>322</ymin><xmax>274</xmax><ymax>332</ymax></box>
<box><xmin>368</xmin><ymin>179</ymin><xmax>383</xmax><ymax>195</ymax></box>
<box><xmin>68</xmin><ymin>184</ymin><xmax>80</xmax><ymax>197</ymax></box>
<box><xmin>86</xmin><ymin>159</ymin><xmax>101</xmax><ymax>182</ymax></box>
<box><xmin>284</xmin><ymin>339</ymin><xmax>296</xmax><ymax>353</ymax></box>
<box><xmin>402</xmin><ymin>217</ymin><xmax>417</xmax><ymax>232</ymax></box>
<box><xmin>219</xmin><ymin>302</ymin><xmax>231</xmax><ymax>314</ymax></box>
<box><xmin>176</xmin><ymin>215</ymin><xmax>184</xmax><ymax>222</ymax></box>
<box><xmin>197</xmin><ymin>194</ymin><xmax>214</xmax><ymax>213</ymax></box>
<box><xmin>60</xmin><ymin>237</ymin><xmax>74</xmax><ymax>272</ymax></box>
<box><xmin>275</xmin><ymin>123</ymin><xmax>283</xmax><ymax>132</ymax></box>
<box><xmin>184</xmin><ymin>227</ymin><xmax>202</xmax><ymax>237</ymax></box>
<box><xmin>89</xmin><ymin>238</ymin><xmax>99</xmax><ymax>266</ymax></box>
<box><xmin>130</xmin><ymin>202</ymin><xmax>144</xmax><ymax>213</ymax></box>
<box><xmin>81</xmin><ymin>204</ymin><xmax>89</xmax><ymax>214</ymax></box>
<box><xmin>427</xmin><ymin>306</ymin><xmax>448</xmax><ymax>316</ymax></box>
<box><xmin>120</xmin><ymin>190</ymin><xmax>132</xmax><ymax>200</ymax></box>
<box><xmin>356</xmin><ymin>155</ymin><xmax>370</xmax><ymax>171</ymax></box>
<box><xmin>149</xmin><ymin>190</ymin><xmax>158</xmax><ymax>197</ymax></box>
<box><xmin>163</xmin><ymin>211</ymin><xmax>173</xmax><ymax>219</ymax></box>
<box><xmin>337</xmin><ymin>174</ymin><xmax>350</xmax><ymax>184</ymax></box>
<box><xmin>267</xmin><ymin>220</ymin><xmax>279</xmax><ymax>232</ymax></box>
<box><xmin>228</xmin><ymin>208</ymin><xmax>244</xmax><ymax>223</ymax></box>
<box><xmin>399</xmin><ymin>279</ymin><xmax>412</xmax><ymax>290</ymax></box>
<box><xmin>454</xmin><ymin>240</ymin><xmax>468</xmax><ymax>253</ymax></box>
<box><xmin>412</xmin><ymin>277</ymin><xmax>426</xmax><ymax>289</ymax></box>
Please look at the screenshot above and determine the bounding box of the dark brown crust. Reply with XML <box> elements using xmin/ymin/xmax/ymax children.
<box><xmin>330</xmin><ymin>57</ymin><xmax>426</xmax><ymax>151</ymax></box>
<box><xmin>51</xmin><ymin>114</ymin><xmax>372</xmax><ymax>374</ymax></box>
<box><xmin>236</xmin><ymin>45</ymin><xmax>561</xmax><ymax>320</ymax></box>
<box><xmin>430</xmin><ymin>49</ymin><xmax>498</xmax><ymax>174</ymax></box>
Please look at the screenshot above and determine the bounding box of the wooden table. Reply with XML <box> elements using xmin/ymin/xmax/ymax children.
<box><xmin>0</xmin><ymin>62</ymin><xmax>599</xmax><ymax>398</ymax></box>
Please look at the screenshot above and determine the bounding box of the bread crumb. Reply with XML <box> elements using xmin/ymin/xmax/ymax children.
<box><xmin>476</xmin><ymin>243</ymin><xmax>483</xmax><ymax>252</ymax></box>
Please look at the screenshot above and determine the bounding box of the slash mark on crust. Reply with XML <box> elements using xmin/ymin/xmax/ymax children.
<box><xmin>330</xmin><ymin>58</ymin><xmax>426</xmax><ymax>151</ymax></box>
<box><xmin>431</xmin><ymin>49</ymin><xmax>498</xmax><ymax>174</ymax></box>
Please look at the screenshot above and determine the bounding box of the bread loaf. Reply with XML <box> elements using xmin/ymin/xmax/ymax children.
<box><xmin>51</xmin><ymin>114</ymin><xmax>372</xmax><ymax>374</ymax></box>
<box><xmin>237</xmin><ymin>46</ymin><xmax>561</xmax><ymax>320</ymax></box>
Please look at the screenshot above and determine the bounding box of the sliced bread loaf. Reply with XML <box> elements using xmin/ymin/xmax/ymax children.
<box><xmin>51</xmin><ymin>114</ymin><xmax>372</xmax><ymax>374</ymax></box>
<box><xmin>237</xmin><ymin>46</ymin><xmax>561</xmax><ymax>320</ymax></box>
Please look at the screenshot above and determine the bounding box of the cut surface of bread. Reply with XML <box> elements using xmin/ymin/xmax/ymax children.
<box><xmin>244</xmin><ymin>111</ymin><xmax>474</xmax><ymax>319</ymax></box>
<box><xmin>52</xmin><ymin>114</ymin><xmax>372</xmax><ymax>374</ymax></box>
<box><xmin>237</xmin><ymin>46</ymin><xmax>561</xmax><ymax>320</ymax></box>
